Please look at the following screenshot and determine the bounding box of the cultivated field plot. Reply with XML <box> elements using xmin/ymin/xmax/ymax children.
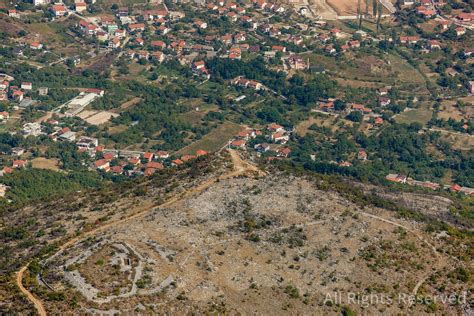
<box><xmin>31</xmin><ymin>157</ymin><xmax>60</xmax><ymax>171</ymax></box>
<box><xmin>85</xmin><ymin>112</ymin><xmax>119</xmax><ymax>125</ymax></box>
<box><xmin>325</xmin><ymin>0</ymin><xmax>393</xmax><ymax>15</ymax></box>
<box><xmin>41</xmin><ymin>175</ymin><xmax>466</xmax><ymax>314</ymax></box>
<box><xmin>395</xmin><ymin>108</ymin><xmax>433</xmax><ymax>125</ymax></box>
<box><xmin>77</xmin><ymin>110</ymin><xmax>119</xmax><ymax>125</ymax></box>
<box><xmin>440</xmin><ymin>132</ymin><xmax>474</xmax><ymax>151</ymax></box>
<box><xmin>176</xmin><ymin>122</ymin><xmax>243</xmax><ymax>155</ymax></box>
<box><xmin>119</xmin><ymin>97</ymin><xmax>142</xmax><ymax>110</ymax></box>
<box><xmin>438</xmin><ymin>97</ymin><xmax>474</xmax><ymax>121</ymax></box>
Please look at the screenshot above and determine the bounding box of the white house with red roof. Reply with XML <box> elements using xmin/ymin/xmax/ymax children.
<box><xmin>51</xmin><ymin>4</ymin><xmax>67</xmax><ymax>16</ymax></box>
<box><xmin>0</xmin><ymin>111</ymin><xmax>9</xmax><ymax>121</ymax></box>
<box><xmin>94</xmin><ymin>159</ymin><xmax>110</xmax><ymax>172</ymax></box>
<box><xmin>8</xmin><ymin>9</ymin><xmax>20</xmax><ymax>18</ymax></box>
<box><xmin>75</xmin><ymin>2</ymin><xmax>87</xmax><ymax>12</ymax></box>
<box><xmin>30</xmin><ymin>42</ymin><xmax>43</xmax><ymax>50</ymax></box>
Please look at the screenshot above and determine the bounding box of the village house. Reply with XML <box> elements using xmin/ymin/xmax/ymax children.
<box><xmin>221</xmin><ymin>34</ymin><xmax>233</xmax><ymax>45</ymax></box>
<box><xmin>233</xmin><ymin>32</ymin><xmax>246</xmax><ymax>43</ymax></box>
<box><xmin>143</xmin><ymin>152</ymin><xmax>154</xmax><ymax>162</ymax></box>
<box><xmin>12</xmin><ymin>90</ymin><xmax>24</xmax><ymax>102</ymax></box>
<box><xmin>456</xmin><ymin>12</ymin><xmax>474</xmax><ymax>22</ymax></box>
<box><xmin>428</xmin><ymin>40</ymin><xmax>441</xmax><ymax>50</ymax></box>
<box><xmin>350</xmin><ymin>103</ymin><xmax>371</xmax><ymax>113</ymax></box>
<box><xmin>146</xmin><ymin>161</ymin><xmax>164</xmax><ymax>170</ymax></box>
<box><xmin>192</xmin><ymin>61</ymin><xmax>210</xmax><ymax>78</ymax></box>
<box><xmin>110</xmin><ymin>165</ymin><xmax>123</xmax><ymax>174</ymax></box>
<box><xmin>319</xmin><ymin>100</ymin><xmax>335</xmax><ymax>112</ymax></box>
<box><xmin>231</xmin><ymin>139</ymin><xmax>247</xmax><ymax>149</ymax></box>
<box><xmin>386</xmin><ymin>173</ymin><xmax>407</xmax><ymax>183</ymax></box>
<box><xmin>277</xmin><ymin>147</ymin><xmax>291</xmax><ymax>158</ymax></box>
<box><xmin>378</xmin><ymin>87</ymin><xmax>389</xmax><ymax>95</ymax></box>
<box><xmin>379</xmin><ymin>97</ymin><xmax>391</xmax><ymax>106</ymax></box>
<box><xmin>151</xmin><ymin>40</ymin><xmax>166</xmax><ymax>50</ymax></box>
<box><xmin>76</xmin><ymin>136</ymin><xmax>98</xmax><ymax>150</ymax></box>
<box><xmin>95</xmin><ymin>159</ymin><xmax>110</xmax><ymax>172</ymax></box>
<box><xmin>271</xmin><ymin>132</ymin><xmax>289</xmax><ymax>144</ymax></box>
<box><xmin>157</xmin><ymin>25</ymin><xmax>170</xmax><ymax>34</ymax></box>
<box><xmin>348</xmin><ymin>40</ymin><xmax>360</xmax><ymax>48</ymax></box>
<box><xmin>358</xmin><ymin>149</ymin><xmax>367</xmax><ymax>161</ymax></box>
<box><xmin>1</xmin><ymin>167</ymin><xmax>13</xmax><ymax>176</ymax></box>
<box><xmin>287</xmin><ymin>55</ymin><xmax>308</xmax><ymax>70</ymax></box>
<box><xmin>156</xmin><ymin>150</ymin><xmax>169</xmax><ymax>159</ymax></box>
<box><xmin>171</xmin><ymin>159</ymin><xmax>183</xmax><ymax>166</ymax></box>
<box><xmin>455</xmin><ymin>27</ymin><xmax>466</xmax><ymax>36</ymax></box>
<box><xmin>196</xmin><ymin>150</ymin><xmax>207</xmax><ymax>157</ymax></box>
<box><xmin>416</xmin><ymin>6</ymin><xmax>436</xmax><ymax>18</ymax></box>
<box><xmin>330</xmin><ymin>28</ymin><xmax>342</xmax><ymax>38</ymax></box>
<box><xmin>231</xmin><ymin>76</ymin><xmax>263</xmax><ymax>90</ymax></box>
<box><xmin>339</xmin><ymin>161</ymin><xmax>353</xmax><ymax>167</ymax></box>
<box><xmin>439</xmin><ymin>20</ymin><xmax>450</xmax><ymax>30</ymax></box>
<box><xmin>399</xmin><ymin>36</ymin><xmax>419</xmax><ymax>44</ymax></box>
<box><xmin>30</xmin><ymin>42</ymin><xmax>43</xmax><ymax>50</ymax></box>
<box><xmin>255</xmin><ymin>143</ymin><xmax>270</xmax><ymax>153</ymax></box>
<box><xmin>0</xmin><ymin>111</ymin><xmax>9</xmax><ymax>121</ymax></box>
<box><xmin>194</xmin><ymin>19</ymin><xmax>207</xmax><ymax>29</ymax></box>
<box><xmin>75</xmin><ymin>2</ymin><xmax>87</xmax><ymax>12</ymax></box>
<box><xmin>143</xmin><ymin>9</ymin><xmax>168</xmax><ymax>20</ymax></box>
<box><xmin>152</xmin><ymin>51</ymin><xmax>165</xmax><ymax>63</ymax></box>
<box><xmin>13</xmin><ymin>159</ymin><xmax>27</xmax><ymax>169</ymax></box>
<box><xmin>267</xmin><ymin>123</ymin><xmax>284</xmax><ymax>133</ymax></box>
<box><xmin>272</xmin><ymin>45</ymin><xmax>286</xmax><ymax>53</ymax></box>
<box><xmin>128</xmin><ymin>23</ymin><xmax>145</xmax><ymax>32</ymax></box>
<box><xmin>117</xmin><ymin>7</ymin><xmax>129</xmax><ymax>17</ymax></box>
<box><xmin>51</xmin><ymin>4</ymin><xmax>67</xmax><ymax>16</ymax></box>
<box><xmin>109</xmin><ymin>37</ymin><xmax>121</xmax><ymax>49</ymax></box>
<box><xmin>8</xmin><ymin>9</ymin><xmax>20</xmax><ymax>18</ymax></box>
<box><xmin>115</xmin><ymin>29</ymin><xmax>126</xmax><ymax>38</ymax></box>
<box><xmin>21</xmin><ymin>82</ymin><xmax>32</xmax><ymax>90</ymax></box>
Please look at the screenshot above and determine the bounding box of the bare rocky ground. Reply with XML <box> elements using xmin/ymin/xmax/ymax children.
<box><xmin>40</xmin><ymin>174</ymin><xmax>472</xmax><ymax>315</ymax></box>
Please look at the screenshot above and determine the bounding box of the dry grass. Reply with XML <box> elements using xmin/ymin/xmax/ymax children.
<box><xmin>177</xmin><ymin>121</ymin><xmax>243</xmax><ymax>155</ymax></box>
<box><xmin>31</xmin><ymin>158</ymin><xmax>60</xmax><ymax>171</ymax></box>
<box><xmin>119</xmin><ymin>97</ymin><xmax>141</xmax><ymax>110</ymax></box>
<box><xmin>395</xmin><ymin>108</ymin><xmax>433</xmax><ymax>125</ymax></box>
<box><xmin>84</xmin><ymin>111</ymin><xmax>119</xmax><ymax>125</ymax></box>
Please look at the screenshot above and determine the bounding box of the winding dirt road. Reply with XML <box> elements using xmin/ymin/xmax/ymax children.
<box><xmin>16</xmin><ymin>266</ymin><xmax>47</xmax><ymax>316</ymax></box>
<box><xmin>17</xmin><ymin>151</ymin><xmax>440</xmax><ymax>314</ymax></box>
<box><xmin>15</xmin><ymin>149</ymin><xmax>262</xmax><ymax>315</ymax></box>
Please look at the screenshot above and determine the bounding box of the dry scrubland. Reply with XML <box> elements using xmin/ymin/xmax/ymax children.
<box><xmin>39</xmin><ymin>174</ymin><xmax>470</xmax><ymax>314</ymax></box>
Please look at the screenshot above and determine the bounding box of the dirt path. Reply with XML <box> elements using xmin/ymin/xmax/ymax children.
<box><xmin>16</xmin><ymin>266</ymin><xmax>47</xmax><ymax>316</ymax></box>
<box><xmin>15</xmin><ymin>149</ymin><xmax>263</xmax><ymax>315</ymax></box>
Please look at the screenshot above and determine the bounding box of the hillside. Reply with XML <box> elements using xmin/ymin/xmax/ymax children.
<box><xmin>3</xmin><ymin>151</ymin><xmax>472</xmax><ymax>315</ymax></box>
